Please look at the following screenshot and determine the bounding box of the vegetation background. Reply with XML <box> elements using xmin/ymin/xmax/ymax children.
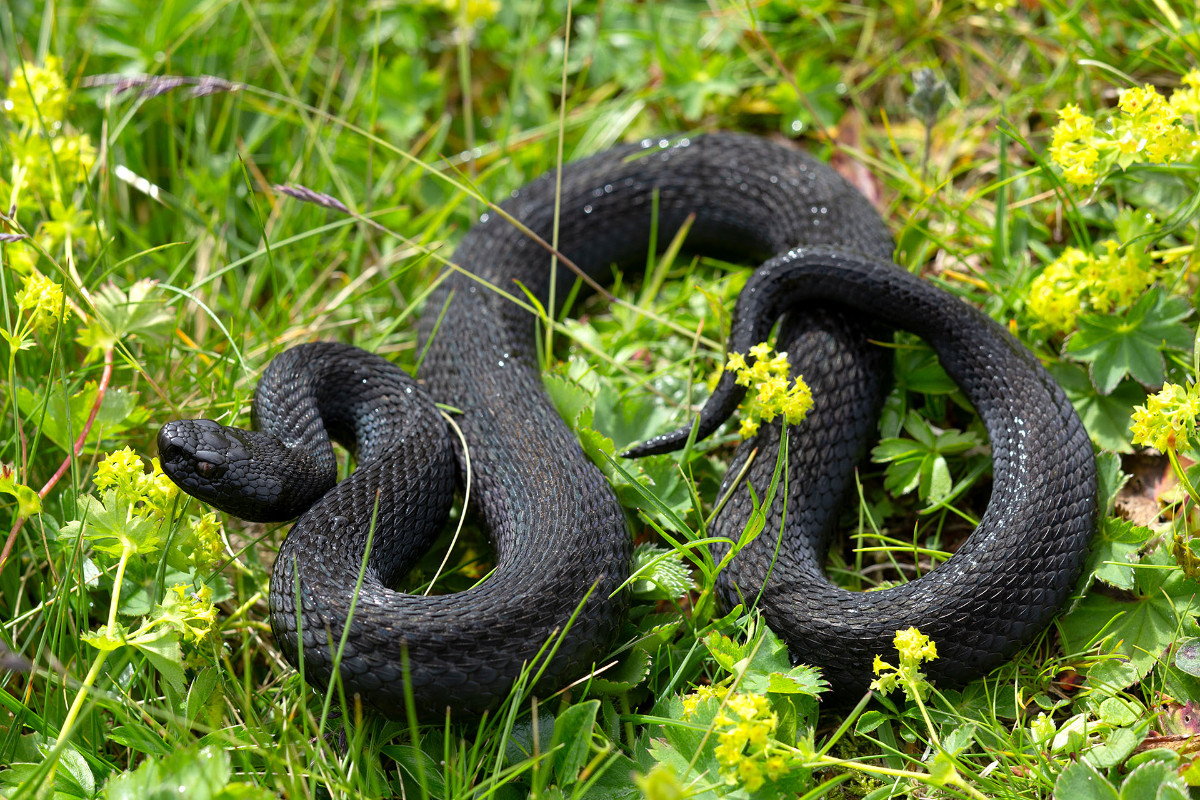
<box><xmin>1</xmin><ymin>0</ymin><xmax>1199</xmax><ymax>798</ymax></box>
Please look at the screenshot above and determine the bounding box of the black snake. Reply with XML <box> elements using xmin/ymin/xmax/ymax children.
<box><xmin>157</xmin><ymin>133</ymin><xmax>1097</xmax><ymax>717</ymax></box>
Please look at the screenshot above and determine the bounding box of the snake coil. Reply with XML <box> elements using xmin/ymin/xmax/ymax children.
<box><xmin>158</xmin><ymin>133</ymin><xmax>1096</xmax><ymax>717</ymax></box>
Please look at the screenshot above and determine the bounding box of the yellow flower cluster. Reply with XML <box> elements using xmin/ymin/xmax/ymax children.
<box><xmin>1</xmin><ymin>58</ymin><xmax>98</xmax><ymax>272</ymax></box>
<box><xmin>725</xmin><ymin>342</ymin><xmax>814</xmax><ymax>438</ymax></box>
<box><xmin>95</xmin><ymin>447</ymin><xmax>180</xmax><ymax>516</ymax></box>
<box><xmin>159</xmin><ymin>583</ymin><xmax>218</xmax><ymax>645</ymax></box>
<box><xmin>13</xmin><ymin>271</ymin><xmax>68</xmax><ymax>333</ymax></box>
<box><xmin>1131</xmin><ymin>382</ymin><xmax>1200</xmax><ymax>453</ymax></box>
<box><xmin>680</xmin><ymin>683</ymin><xmax>723</xmax><ymax>718</ymax></box>
<box><xmin>870</xmin><ymin>627</ymin><xmax>939</xmax><ymax>701</ymax></box>
<box><xmin>1027</xmin><ymin>239</ymin><xmax>1156</xmax><ymax>333</ymax></box>
<box><xmin>712</xmin><ymin>692</ymin><xmax>790</xmax><ymax>791</ymax></box>
<box><xmin>1050</xmin><ymin>76</ymin><xmax>1200</xmax><ymax>188</ymax></box>
<box><xmin>436</xmin><ymin>0</ymin><xmax>499</xmax><ymax>22</ymax></box>
<box><xmin>4</xmin><ymin>57</ymin><xmax>69</xmax><ymax>126</ymax></box>
<box><xmin>190</xmin><ymin>512</ymin><xmax>226</xmax><ymax>571</ymax></box>
<box><xmin>1172</xmin><ymin>70</ymin><xmax>1200</xmax><ymax>115</ymax></box>
<box><xmin>1050</xmin><ymin>104</ymin><xmax>1100</xmax><ymax>186</ymax></box>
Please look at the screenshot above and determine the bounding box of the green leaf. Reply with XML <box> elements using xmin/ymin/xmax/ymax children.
<box><xmin>1118</xmin><ymin>758</ymin><xmax>1189</xmax><ymax>800</ymax></box>
<box><xmin>702</xmin><ymin>631</ymin><xmax>744</xmax><ymax>675</ymax></box>
<box><xmin>1085</xmin><ymin>517</ymin><xmax>1154</xmax><ymax>592</ymax></box>
<box><xmin>589</xmin><ymin>649</ymin><xmax>652</xmax><ymax>694</ymax></box>
<box><xmin>1086</xmin><ymin>724</ymin><xmax>1145</xmax><ymax>769</ymax></box>
<box><xmin>1054</xmin><ymin>760</ymin><xmax>1119</xmax><ymax>800</ymax></box>
<box><xmin>58</xmin><ymin>492</ymin><xmax>166</xmax><ymax>557</ymax></box>
<box><xmin>854</xmin><ymin>710</ymin><xmax>888</xmax><ymax>735</ymax></box>
<box><xmin>580</xmin><ymin>751</ymin><xmax>641</xmax><ymax>800</ymax></box>
<box><xmin>0</xmin><ymin>464</ymin><xmax>41</xmax><ymax>516</ymax></box>
<box><xmin>592</xmin><ymin>382</ymin><xmax>679</xmax><ymax>455</ymax></box>
<box><xmin>15</xmin><ymin>383</ymin><xmax>149</xmax><ymax>455</ymax></box>
<box><xmin>103</xmin><ymin>745</ymin><xmax>271</xmax><ymax>800</ymax></box>
<box><xmin>1173</xmin><ymin>637</ymin><xmax>1200</xmax><ymax>677</ymax></box>
<box><xmin>1061</xmin><ymin>547</ymin><xmax>1200</xmax><ymax>688</ymax></box>
<box><xmin>543</xmin><ymin>371</ymin><xmax>596</xmax><ymax>429</ymax></box>
<box><xmin>128</xmin><ymin>628</ymin><xmax>186</xmax><ymax>694</ymax></box>
<box><xmin>942</xmin><ymin>723</ymin><xmax>976</xmax><ymax>756</ymax></box>
<box><xmin>1098</xmin><ymin>697</ymin><xmax>1141</xmax><ymax>727</ymax></box>
<box><xmin>380</xmin><ymin>744</ymin><xmax>446</xmax><ymax>797</ymax></box>
<box><xmin>551</xmin><ymin>700</ymin><xmax>600</xmax><ymax>786</ymax></box>
<box><xmin>107</xmin><ymin>725</ymin><xmax>173</xmax><ymax>756</ymax></box>
<box><xmin>1095</xmin><ymin>452</ymin><xmax>1130</xmax><ymax>516</ymax></box>
<box><xmin>1047</xmin><ymin>363</ymin><xmax>1142</xmax><ymax>452</ymax></box>
<box><xmin>56</xmin><ymin>746</ymin><xmax>95</xmax><ymax>798</ymax></box>
<box><xmin>893</xmin><ymin>340</ymin><xmax>958</xmax><ymax>396</ymax></box>
<box><xmin>77</xmin><ymin>279</ymin><xmax>173</xmax><ymax>355</ymax></box>
<box><xmin>871</xmin><ymin>437</ymin><xmax>925</xmax><ymax>462</ymax></box>
<box><xmin>743</xmin><ymin>620</ymin><xmax>796</xmax><ymax>680</ymax></box>
<box><xmin>504</xmin><ymin>708</ymin><xmax>557</xmax><ymax>767</ymax></box>
<box><xmin>765</xmin><ymin>665</ymin><xmax>827</xmax><ymax>696</ymax></box>
<box><xmin>1065</xmin><ymin>288</ymin><xmax>1193</xmax><ymax>395</ymax></box>
<box><xmin>921</xmin><ymin>454</ymin><xmax>952</xmax><ymax>505</ymax></box>
<box><xmin>871</xmin><ymin>411</ymin><xmax>980</xmax><ymax>503</ymax></box>
<box><xmin>629</xmin><ymin>544</ymin><xmax>693</xmax><ymax>600</ymax></box>
<box><xmin>186</xmin><ymin>667</ymin><xmax>221</xmax><ymax>723</ymax></box>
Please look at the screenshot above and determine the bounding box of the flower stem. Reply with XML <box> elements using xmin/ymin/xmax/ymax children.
<box><xmin>42</xmin><ymin>649</ymin><xmax>110</xmax><ymax>791</ymax></box>
<box><xmin>109</xmin><ymin>542</ymin><xmax>132</xmax><ymax>634</ymax></box>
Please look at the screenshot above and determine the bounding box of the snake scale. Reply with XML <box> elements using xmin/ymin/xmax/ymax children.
<box><xmin>158</xmin><ymin>133</ymin><xmax>1097</xmax><ymax>718</ymax></box>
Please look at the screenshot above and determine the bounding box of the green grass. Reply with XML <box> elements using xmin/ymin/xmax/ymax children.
<box><xmin>2</xmin><ymin>1</ymin><xmax>1200</xmax><ymax>798</ymax></box>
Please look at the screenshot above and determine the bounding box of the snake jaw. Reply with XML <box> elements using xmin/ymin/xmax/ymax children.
<box><xmin>157</xmin><ymin>418</ymin><xmax>319</xmax><ymax>522</ymax></box>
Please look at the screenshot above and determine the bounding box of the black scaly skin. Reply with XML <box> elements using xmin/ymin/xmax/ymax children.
<box><xmin>157</xmin><ymin>132</ymin><xmax>1097</xmax><ymax>716</ymax></box>
<box><xmin>686</xmin><ymin>250</ymin><xmax>1097</xmax><ymax>695</ymax></box>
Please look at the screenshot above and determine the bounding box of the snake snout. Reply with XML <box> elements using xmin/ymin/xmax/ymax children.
<box><xmin>157</xmin><ymin>418</ymin><xmax>238</xmax><ymax>492</ymax></box>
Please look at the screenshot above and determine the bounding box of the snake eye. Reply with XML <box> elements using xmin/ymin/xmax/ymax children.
<box><xmin>196</xmin><ymin>460</ymin><xmax>227</xmax><ymax>480</ymax></box>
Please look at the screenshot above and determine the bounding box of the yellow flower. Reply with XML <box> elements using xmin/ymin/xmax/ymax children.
<box><xmin>439</xmin><ymin>0</ymin><xmax>499</xmax><ymax>22</ymax></box>
<box><xmin>1131</xmin><ymin>382</ymin><xmax>1198</xmax><ymax>452</ymax></box>
<box><xmin>722</xmin><ymin>343</ymin><xmax>813</xmax><ymax>438</ymax></box>
<box><xmin>14</xmin><ymin>271</ymin><xmax>68</xmax><ymax>332</ymax></box>
<box><xmin>1170</xmin><ymin>70</ymin><xmax>1200</xmax><ymax>115</ymax></box>
<box><xmin>894</xmin><ymin>626</ymin><xmax>938</xmax><ymax>665</ymax></box>
<box><xmin>748</xmin><ymin>342</ymin><xmax>773</xmax><ymax>362</ymax></box>
<box><xmin>724</xmin><ymin>351</ymin><xmax>747</xmax><ymax>375</ymax></box>
<box><xmin>3</xmin><ymin>57</ymin><xmax>68</xmax><ymax>127</ymax></box>
<box><xmin>680</xmin><ymin>683</ymin><xmax>722</xmax><ymax>718</ymax></box>
<box><xmin>1050</xmin><ymin>77</ymin><xmax>1200</xmax><ymax>191</ymax></box>
<box><xmin>160</xmin><ymin>583</ymin><xmax>217</xmax><ymax>644</ymax></box>
<box><xmin>780</xmin><ymin>381</ymin><xmax>814</xmax><ymax>425</ymax></box>
<box><xmin>94</xmin><ymin>447</ymin><xmax>146</xmax><ymax>494</ymax></box>
<box><xmin>711</xmin><ymin>691</ymin><xmax>781</xmax><ymax>787</ymax></box>
<box><xmin>870</xmin><ymin>627</ymin><xmax>939</xmax><ymax>701</ymax></box>
<box><xmin>737</xmin><ymin>759</ymin><xmax>765</xmax><ymax>791</ymax></box>
<box><xmin>1118</xmin><ymin>85</ymin><xmax>1158</xmax><ymax>116</ymax></box>
<box><xmin>190</xmin><ymin>512</ymin><xmax>224</xmax><ymax>571</ymax></box>
<box><xmin>1145</xmin><ymin>125</ymin><xmax>1193</xmax><ymax>163</ymax></box>
<box><xmin>1027</xmin><ymin>240</ymin><xmax>1158</xmax><ymax>334</ymax></box>
<box><xmin>1052</xmin><ymin>104</ymin><xmax>1095</xmax><ymax>148</ymax></box>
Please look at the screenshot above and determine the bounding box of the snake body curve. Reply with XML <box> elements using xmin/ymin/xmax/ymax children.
<box><xmin>158</xmin><ymin>133</ymin><xmax>1097</xmax><ymax>716</ymax></box>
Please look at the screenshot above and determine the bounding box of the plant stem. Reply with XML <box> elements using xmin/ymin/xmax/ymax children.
<box><xmin>1</xmin><ymin>346</ymin><xmax>114</xmax><ymax>570</ymax></box>
<box><xmin>109</xmin><ymin>542</ymin><xmax>132</xmax><ymax>634</ymax></box>
<box><xmin>41</xmin><ymin>649</ymin><xmax>110</xmax><ymax>791</ymax></box>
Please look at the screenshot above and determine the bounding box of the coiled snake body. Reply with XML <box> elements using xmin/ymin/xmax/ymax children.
<box><xmin>158</xmin><ymin>133</ymin><xmax>1097</xmax><ymax>717</ymax></box>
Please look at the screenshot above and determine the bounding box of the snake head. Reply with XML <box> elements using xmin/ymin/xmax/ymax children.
<box><xmin>157</xmin><ymin>418</ymin><xmax>328</xmax><ymax>522</ymax></box>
